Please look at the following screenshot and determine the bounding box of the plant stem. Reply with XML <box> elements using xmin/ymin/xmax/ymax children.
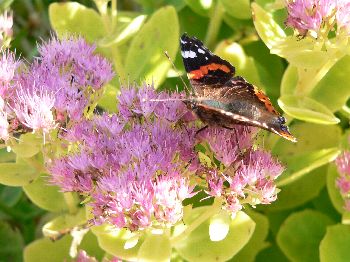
<box><xmin>171</xmin><ymin>198</ymin><xmax>222</xmax><ymax>245</ymax></box>
<box><xmin>205</xmin><ymin>1</ymin><xmax>224</xmax><ymax>49</ymax></box>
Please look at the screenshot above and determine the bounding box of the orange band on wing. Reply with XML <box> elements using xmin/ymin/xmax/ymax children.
<box><xmin>253</xmin><ymin>87</ymin><xmax>279</xmax><ymax>114</ymax></box>
<box><xmin>187</xmin><ymin>63</ymin><xmax>231</xmax><ymax>80</ymax></box>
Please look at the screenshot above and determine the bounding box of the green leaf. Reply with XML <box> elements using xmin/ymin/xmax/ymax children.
<box><xmin>214</xmin><ymin>41</ymin><xmax>262</xmax><ymax>87</ymax></box>
<box><xmin>49</xmin><ymin>2</ymin><xmax>105</xmax><ymax>42</ymax></box>
<box><xmin>125</xmin><ymin>6</ymin><xmax>179</xmax><ymax>88</ymax></box>
<box><xmin>10</xmin><ymin>133</ymin><xmax>42</xmax><ymax>158</ymax></box>
<box><xmin>0</xmin><ymin>148</ymin><xmax>16</xmax><ymax>163</ymax></box>
<box><xmin>220</xmin><ymin>0</ymin><xmax>251</xmax><ymax>19</ymax></box>
<box><xmin>137</xmin><ymin>233</ymin><xmax>171</xmax><ymax>262</ymax></box>
<box><xmin>269</xmin><ymin>36</ymin><xmax>328</xmax><ymax>68</ymax></box>
<box><xmin>267</xmin><ymin>165</ymin><xmax>327</xmax><ymax>211</ymax></box>
<box><xmin>24</xmin><ymin>236</ymin><xmax>72</xmax><ymax>262</ymax></box>
<box><xmin>280</xmin><ymin>66</ymin><xmax>298</xmax><ymax>96</ymax></box>
<box><xmin>327</xmin><ymin>164</ymin><xmax>345</xmax><ymax>214</ymax></box>
<box><xmin>174</xmin><ymin>209</ymin><xmax>255</xmax><ymax>262</ymax></box>
<box><xmin>184</xmin><ymin>0</ymin><xmax>214</xmax><ymax>17</ymax></box>
<box><xmin>0</xmin><ymin>0</ymin><xmax>14</xmax><ymax>10</ymax></box>
<box><xmin>91</xmin><ymin>224</ymin><xmax>143</xmax><ymax>260</ymax></box>
<box><xmin>256</xmin><ymin>244</ymin><xmax>289</xmax><ymax>262</ymax></box>
<box><xmin>98</xmin><ymin>83</ymin><xmax>118</xmax><ymax>112</ymax></box>
<box><xmin>251</xmin><ymin>3</ymin><xmax>286</xmax><ymax>49</ymax></box>
<box><xmin>0</xmin><ymin>186</ymin><xmax>22</xmax><ymax>207</ymax></box>
<box><xmin>277</xmin><ymin>210</ymin><xmax>334</xmax><ymax>262</ymax></box>
<box><xmin>278</xmin><ymin>95</ymin><xmax>340</xmax><ymax>125</ymax></box>
<box><xmin>99</xmin><ymin>14</ymin><xmax>147</xmax><ymax>47</ymax></box>
<box><xmin>231</xmin><ymin>211</ymin><xmax>269</xmax><ymax>262</ymax></box>
<box><xmin>0</xmin><ymin>163</ymin><xmax>38</xmax><ymax>186</ymax></box>
<box><xmin>23</xmin><ymin>174</ymin><xmax>68</xmax><ymax>213</ymax></box>
<box><xmin>320</xmin><ymin>224</ymin><xmax>350</xmax><ymax>262</ymax></box>
<box><xmin>268</xmin><ymin>122</ymin><xmax>341</xmax><ymax>211</ymax></box>
<box><xmin>311</xmin><ymin>56</ymin><xmax>350</xmax><ymax>112</ymax></box>
<box><xmin>42</xmin><ymin>208</ymin><xmax>86</xmax><ymax>239</ymax></box>
<box><xmin>0</xmin><ymin>221</ymin><xmax>23</xmax><ymax>262</ymax></box>
<box><xmin>79</xmin><ymin>231</ymin><xmax>105</xmax><ymax>261</ymax></box>
<box><xmin>277</xmin><ymin>148</ymin><xmax>341</xmax><ymax>187</ymax></box>
<box><xmin>244</xmin><ymin>40</ymin><xmax>285</xmax><ymax>99</ymax></box>
<box><xmin>273</xmin><ymin>122</ymin><xmax>341</xmax><ymax>156</ymax></box>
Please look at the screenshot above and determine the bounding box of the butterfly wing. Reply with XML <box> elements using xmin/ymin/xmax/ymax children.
<box><xmin>180</xmin><ymin>33</ymin><xmax>235</xmax><ymax>88</ymax></box>
<box><xmin>193</xmin><ymin>76</ymin><xmax>296</xmax><ymax>142</ymax></box>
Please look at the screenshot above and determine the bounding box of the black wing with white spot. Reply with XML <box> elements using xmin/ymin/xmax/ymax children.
<box><xmin>180</xmin><ymin>33</ymin><xmax>235</xmax><ymax>85</ymax></box>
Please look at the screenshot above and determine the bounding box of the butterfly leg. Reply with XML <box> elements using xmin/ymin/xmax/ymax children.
<box><xmin>195</xmin><ymin>125</ymin><xmax>209</xmax><ymax>136</ymax></box>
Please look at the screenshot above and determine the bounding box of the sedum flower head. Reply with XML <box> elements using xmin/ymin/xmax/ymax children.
<box><xmin>285</xmin><ymin>0</ymin><xmax>350</xmax><ymax>37</ymax></box>
<box><xmin>0</xmin><ymin>36</ymin><xmax>114</xmax><ymax>139</ymax></box>
<box><xmin>50</xmin><ymin>84</ymin><xmax>197</xmax><ymax>231</ymax></box>
<box><xmin>50</xmin><ymin>83</ymin><xmax>284</xmax><ymax>232</ymax></box>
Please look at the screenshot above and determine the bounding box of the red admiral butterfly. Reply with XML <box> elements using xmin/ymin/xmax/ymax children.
<box><xmin>180</xmin><ymin>33</ymin><xmax>296</xmax><ymax>142</ymax></box>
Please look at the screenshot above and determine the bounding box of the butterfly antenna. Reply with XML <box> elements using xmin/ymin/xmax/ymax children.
<box><xmin>164</xmin><ymin>51</ymin><xmax>194</xmax><ymax>96</ymax></box>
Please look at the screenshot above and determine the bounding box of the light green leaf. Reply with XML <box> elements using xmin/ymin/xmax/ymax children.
<box><xmin>0</xmin><ymin>163</ymin><xmax>38</xmax><ymax>186</ymax></box>
<box><xmin>278</xmin><ymin>95</ymin><xmax>340</xmax><ymax>125</ymax></box>
<box><xmin>125</xmin><ymin>6</ymin><xmax>179</xmax><ymax>88</ymax></box>
<box><xmin>277</xmin><ymin>210</ymin><xmax>334</xmax><ymax>262</ymax></box>
<box><xmin>174</xmin><ymin>209</ymin><xmax>255</xmax><ymax>262</ymax></box>
<box><xmin>91</xmin><ymin>224</ymin><xmax>143</xmax><ymax>261</ymax></box>
<box><xmin>10</xmin><ymin>133</ymin><xmax>42</xmax><ymax>158</ymax></box>
<box><xmin>79</xmin><ymin>231</ymin><xmax>105</xmax><ymax>261</ymax></box>
<box><xmin>220</xmin><ymin>0</ymin><xmax>251</xmax><ymax>19</ymax></box>
<box><xmin>280</xmin><ymin>65</ymin><xmax>298</xmax><ymax>96</ymax></box>
<box><xmin>49</xmin><ymin>2</ymin><xmax>105</xmax><ymax>42</ymax></box>
<box><xmin>98</xmin><ymin>83</ymin><xmax>119</xmax><ymax>112</ymax></box>
<box><xmin>311</xmin><ymin>56</ymin><xmax>350</xmax><ymax>112</ymax></box>
<box><xmin>327</xmin><ymin>164</ymin><xmax>345</xmax><ymax>214</ymax></box>
<box><xmin>320</xmin><ymin>224</ymin><xmax>350</xmax><ymax>262</ymax></box>
<box><xmin>273</xmin><ymin>122</ymin><xmax>341</xmax><ymax>156</ymax></box>
<box><xmin>0</xmin><ymin>148</ymin><xmax>15</xmax><ymax>163</ymax></box>
<box><xmin>99</xmin><ymin>15</ymin><xmax>147</xmax><ymax>47</ymax></box>
<box><xmin>23</xmin><ymin>174</ymin><xmax>68</xmax><ymax>213</ymax></box>
<box><xmin>24</xmin><ymin>236</ymin><xmax>71</xmax><ymax>262</ymax></box>
<box><xmin>277</xmin><ymin>148</ymin><xmax>341</xmax><ymax>187</ymax></box>
<box><xmin>42</xmin><ymin>208</ymin><xmax>86</xmax><ymax>239</ymax></box>
<box><xmin>268</xmin><ymin>122</ymin><xmax>341</xmax><ymax>211</ymax></box>
<box><xmin>137</xmin><ymin>233</ymin><xmax>171</xmax><ymax>262</ymax></box>
<box><xmin>251</xmin><ymin>3</ymin><xmax>286</xmax><ymax>49</ymax></box>
<box><xmin>231</xmin><ymin>211</ymin><xmax>269</xmax><ymax>262</ymax></box>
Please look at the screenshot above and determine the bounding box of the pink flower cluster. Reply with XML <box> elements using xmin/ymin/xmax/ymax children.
<box><xmin>199</xmin><ymin>127</ymin><xmax>283</xmax><ymax>213</ymax></box>
<box><xmin>335</xmin><ymin>151</ymin><xmax>350</xmax><ymax>211</ymax></box>
<box><xmin>49</xmin><ymin>83</ymin><xmax>284</xmax><ymax>231</ymax></box>
<box><xmin>50</xmin><ymin>84</ymin><xmax>197</xmax><ymax>231</ymax></box>
<box><xmin>285</xmin><ymin>0</ymin><xmax>350</xmax><ymax>36</ymax></box>
<box><xmin>0</xmin><ymin>36</ymin><xmax>114</xmax><ymax>141</ymax></box>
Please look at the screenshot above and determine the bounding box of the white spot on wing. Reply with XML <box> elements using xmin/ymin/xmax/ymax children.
<box><xmin>180</xmin><ymin>39</ymin><xmax>187</xmax><ymax>44</ymax></box>
<box><xmin>198</xmin><ymin>48</ymin><xmax>205</xmax><ymax>54</ymax></box>
<box><xmin>181</xmin><ymin>50</ymin><xmax>197</xmax><ymax>58</ymax></box>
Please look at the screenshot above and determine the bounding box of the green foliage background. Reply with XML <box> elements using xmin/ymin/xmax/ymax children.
<box><xmin>1</xmin><ymin>0</ymin><xmax>350</xmax><ymax>261</ymax></box>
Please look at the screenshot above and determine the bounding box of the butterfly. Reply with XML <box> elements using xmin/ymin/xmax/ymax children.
<box><xmin>180</xmin><ymin>33</ymin><xmax>296</xmax><ymax>142</ymax></box>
